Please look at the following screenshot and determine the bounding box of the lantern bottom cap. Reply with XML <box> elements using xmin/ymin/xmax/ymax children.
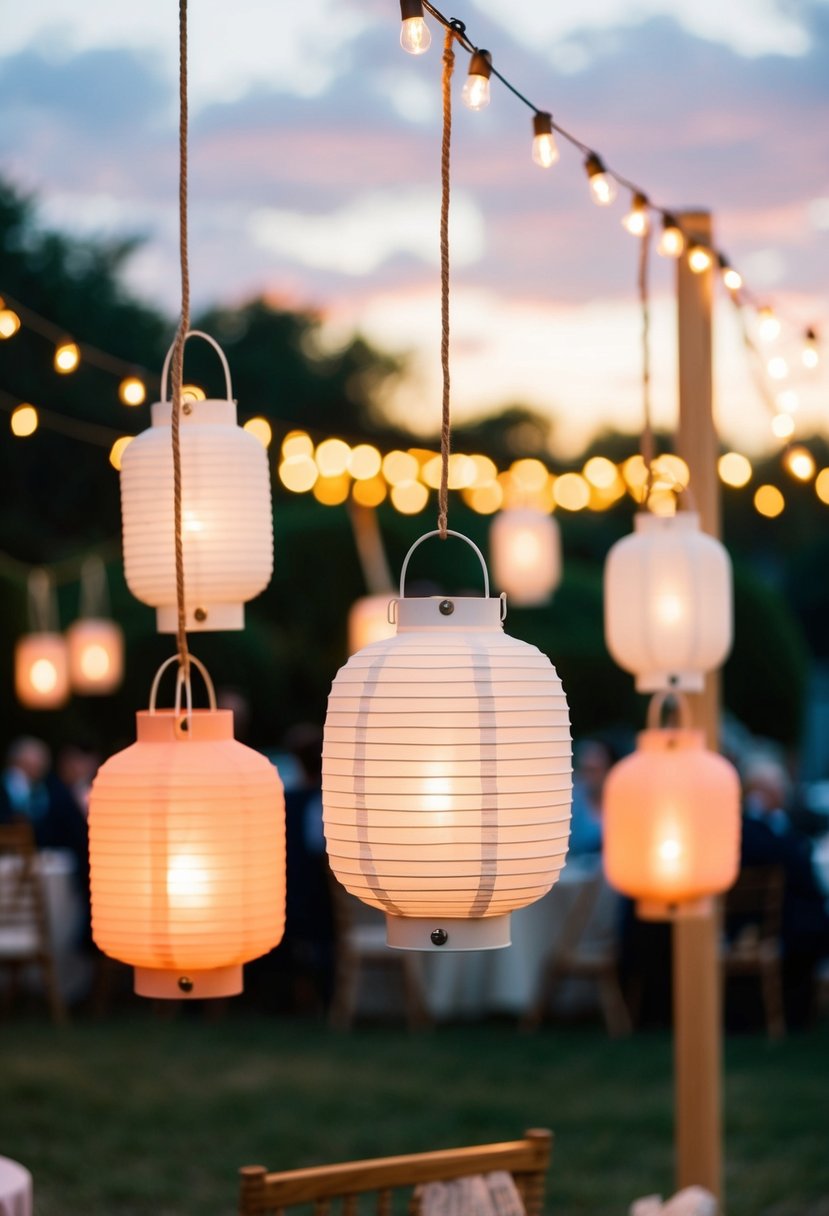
<box><xmin>636</xmin><ymin>896</ymin><xmax>714</xmax><ymax>922</ymax></box>
<box><xmin>385</xmin><ymin>913</ymin><xmax>511</xmax><ymax>952</ymax></box>
<box><xmin>634</xmin><ymin>671</ymin><xmax>704</xmax><ymax>694</ymax></box>
<box><xmin>134</xmin><ymin>964</ymin><xmax>243</xmax><ymax>999</ymax></box>
<box><xmin>156</xmin><ymin>603</ymin><xmax>244</xmax><ymax>633</ymax></box>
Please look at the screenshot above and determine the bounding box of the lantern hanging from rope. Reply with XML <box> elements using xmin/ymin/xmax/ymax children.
<box><xmin>66</xmin><ymin>556</ymin><xmax>124</xmax><ymax>695</ymax></box>
<box><xmin>490</xmin><ymin>507</ymin><xmax>562</xmax><ymax>606</ymax></box>
<box><xmin>603</xmin><ymin>693</ymin><xmax>740</xmax><ymax>919</ymax></box>
<box><xmin>14</xmin><ymin>570</ymin><xmax>70</xmax><ymax>710</ymax></box>
<box><xmin>323</xmin><ymin>531</ymin><xmax>572</xmax><ymax>952</ymax></box>
<box><xmin>347</xmin><ymin>594</ymin><xmax>395</xmax><ymax>654</ymax></box>
<box><xmin>119</xmin><ymin>331</ymin><xmax>273</xmax><ymax>633</ymax></box>
<box><xmin>89</xmin><ymin>657</ymin><xmax>286</xmax><ymax>998</ymax></box>
<box><xmin>603</xmin><ymin>509</ymin><xmax>732</xmax><ymax>692</ymax></box>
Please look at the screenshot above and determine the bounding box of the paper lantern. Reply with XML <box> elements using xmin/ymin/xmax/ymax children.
<box><xmin>604</xmin><ymin>510</ymin><xmax>732</xmax><ymax>691</ymax></box>
<box><xmin>603</xmin><ymin>708</ymin><xmax>740</xmax><ymax>919</ymax></box>
<box><xmin>120</xmin><ymin>331</ymin><xmax>273</xmax><ymax>633</ymax></box>
<box><xmin>89</xmin><ymin>658</ymin><xmax>285</xmax><ymax>998</ymax></box>
<box><xmin>323</xmin><ymin>530</ymin><xmax>572</xmax><ymax>952</ymax></box>
<box><xmin>347</xmin><ymin>594</ymin><xmax>395</xmax><ymax>654</ymax></box>
<box><xmin>66</xmin><ymin>619</ymin><xmax>124</xmax><ymax>695</ymax></box>
<box><xmin>490</xmin><ymin>508</ymin><xmax>562</xmax><ymax>606</ymax></box>
<box><xmin>15</xmin><ymin>633</ymin><xmax>69</xmax><ymax>709</ymax></box>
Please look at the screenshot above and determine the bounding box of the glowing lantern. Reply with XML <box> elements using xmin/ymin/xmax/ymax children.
<box><xmin>323</xmin><ymin>531</ymin><xmax>572</xmax><ymax>952</ymax></box>
<box><xmin>119</xmin><ymin>331</ymin><xmax>273</xmax><ymax>632</ymax></box>
<box><xmin>14</xmin><ymin>569</ymin><xmax>69</xmax><ymax>710</ymax></box>
<box><xmin>604</xmin><ymin>698</ymin><xmax>740</xmax><ymax>918</ymax></box>
<box><xmin>89</xmin><ymin>658</ymin><xmax>285</xmax><ymax>998</ymax></box>
<box><xmin>66</xmin><ymin>557</ymin><xmax>124</xmax><ymax>695</ymax></box>
<box><xmin>490</xmin><ymin>508</ymin><xmax>562</xmax><ymax>606</ymax></box>
<box><xmin>347</xmin><ymin>594</ymin><xmax>395</xmax><ymax>654</ymax></box>
<box><xmin>604</xmin><ymin>510</ymin><xmax>732</xmax><ymax>692</ymax></box>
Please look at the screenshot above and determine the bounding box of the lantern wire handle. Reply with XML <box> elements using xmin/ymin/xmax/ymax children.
<box><xmin>160</xmin><ymin>329</ymin><xmax>234</xmax><ymax>404</ymax></box>
<box><xmin>398</xmin><ymin>529</ymin><xmax>491</xmax><ymax>599</ymax></box>
<box><xmin>27</xmin><ymin>568</ymin><xmax>58</xmax><ymax>633</ymax></box>
<box><xmin>79</xmin><ymin>555</ymin><xmax>110</xmax><ymax>620</ymax></box>
<box><xmin>437</xmin><ymin>27</ymin><xmax>455</xmax><ymax>539</ymax></box>
<box><xmin>149</xmin><ymin>653</ymin><xmax>217</xmax><ymax>720</ymax></box>
<box><xmin>646</xmin><ymin>690</ymin><xmax>692</xmax><ymax>731</ymax></box>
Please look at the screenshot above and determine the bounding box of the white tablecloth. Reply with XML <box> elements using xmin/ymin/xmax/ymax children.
<box><xmin>0</xmin><ymin>1156</ymin><xmax>32</xmax><ymax>1216</ymax></box>
<box><xmin>0</xmin><ymin>849</ymin><xmax>89</xmax><ymax>1002</ymax></box>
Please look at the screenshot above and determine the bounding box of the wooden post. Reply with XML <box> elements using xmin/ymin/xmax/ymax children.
<box><xmin>673</xmin><ymin>209</ymin><xmax>723</xmax><ymax>1200</ymax></box>
<box><xmin>348</xmin><ymin>502</ymin><xmax>394</xmax><ymax>594</ymax></box>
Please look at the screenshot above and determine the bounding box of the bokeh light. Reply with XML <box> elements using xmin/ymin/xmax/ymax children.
<box><xmin>754</xmin><ymin>485</ymin><xmax>785</xmax><ymax>518</ymax></box>
<box><xmin>11</xmin><ymin>404</ymin><xmax>38</xmax><ymax>437</ymax></box>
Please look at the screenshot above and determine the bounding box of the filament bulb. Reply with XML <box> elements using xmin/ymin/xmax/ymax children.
<box><xmin>54</xmin><ymin>341</ymin><xmax>80</xmax><ymax>373</ymax></box>
<box><xmin>399</xmin><ymin>0</ymin><xmax>431</xmax><ymax>54</ymax></box>
<box><xmin>657</xmin><ymin>214</ymin><xmax>684</xmax><ymax>258</ymax></box>
<box><xmin>688</xmin><ymin>244</ymin><xmax>713</xmax><ymax>274</ymax></box>
<box><xmin>584</xmin><ymin>153</ymin><xmax>616</xmax><ymax>206</ymax></box>
<box><xmin>719</xmin><ymin>258</ymin><xmax>742</xmax><ymax>292</ymax></box>
<box><xmin>531</xmin><ymin>112</ymin><xmax>559</xmax><ymax>168</ymax></box>
<box><xmin>462</xmin><ymin>50</ymin><xmax>492</xmax><ymax>111</ymax></box>
<box><xmin>622</xmin><ymin>191</ymin><xmax>649</xmax><ymax>236</ymax></box>
<box><xmin>802</xmin><ymin>327</ymin><xmax>819</xmax><ymax>369</ymax></box>
<box><xmin>758</xmin><ymin>306</ymin><xmax>780</xmax><ymax>342</ymax></box>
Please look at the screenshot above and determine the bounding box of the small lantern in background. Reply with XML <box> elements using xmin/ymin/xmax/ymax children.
<box><xmin>490</xmin><ymin>508</ymin><xmax>562</xmax><ymax>607</ymax></box>
<box><xmin>323</xmin><ymin>531</ymin><xmax>572</xmax><ymax>952</ymax></box>
<box><xmin>603</xmin><ymin>695</ymin><xmax>740</xmax><ymax>919</ymax></box>
<box><xmin>14</xmin><ymin>570</ymin><xmax>69</xmax><ymax>710</ymax></box>
<box><xmin>119</xmin><ymin>331</ymin><xmax>273</xmax><ymax>633</ymax></box>
<box><xmin>347</xmin><ymin>594</ymin><xmax>395</xmax><ymax>654</ymax></box>
<box><xmin>604</xmin><ymin>510</ymin><xmax>732</xmax><ymax>692</ymax></box>
<box><xmin>66</xmin><ymin>557</ymin><xmax>124</xmax><ymax>695</ymax></box>
<box><xmin>89</xmin><ymin>657</ymin><xmax>286</xmax><ymax>999</ymax></box>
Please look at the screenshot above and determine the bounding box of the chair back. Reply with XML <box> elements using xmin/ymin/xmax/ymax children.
<box><xmin>239</xmin><ymin>1129</ymin><xmax>553</xmax><ymax>1216</ymax></box>
<box><xmin>0</xmin><ymin>821</ymin><xmax>49</xmax><ymax>955</ymax></box>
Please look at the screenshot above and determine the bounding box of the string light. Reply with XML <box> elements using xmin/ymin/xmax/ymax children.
<box><xmin>718</xmin><ymin>452</ymin><xmax>752</xmax><ymax>488</ymax></box>
<box><xmin>758</xmin><ymin>306</ymin><xmax>781</xmax><ymax>342</ymax></box>
<box><xmin>622</xmin><ymin>192</ymin><xmax>649</xmax><ymax>237</ymax></box>
<box><xmin>10</xmin><ymin>404</ymin><xmax>39</xmax><ymax>437</ymax></box>
<box><xmin>584</xmin><ymin>153</ymin><xmax>617</xmax><ymax>206</ymax></box>
<box><xmin>657</xmin><ymin>214</ymin><xmax>684</xmax><ymax>258</ymax></box>
<box><xmin>461</xmin><ymin>49</ymin><xmax>492</xmax><ymax>110</ymax></box>
<box><xmin>767</xmin><ymin>356</ymin><xmax>789</xmax><ymax>381</ymax></box>
<box><xmin>776</xmin><ymin>389</ymin><xmax>799</xmax><ymax>414</ymax></box>
<box><xmin>754</xmin><ymin>484</ymin><xmax>785</xmax><ymax>518</ymax></box>
<box><xmin>243</xmin><ymin>416</ymin><xmax>273</xmax><ymax>448</ymax></box>
<box><xmin>531</xmin><ymin>112</ymin><xmax>559</xmax><ymax>168</ymax></box>
<box><xmin>0</xmin><ymin>308</ymin><xmax>21</xmax><ymax>338</ymax></box>
<box><xmin>688</xmin><ymin>245</ymin><xmax>713</xmax><ymax>274</ymax></box>
<box><xmin>181</xmin><ymin>384</ymin><xmax>205</xmax><ymax>402</ymax></box>
<box><xmin>108</xmin><ymin>436</ymin><xmax>133</xmax><ymax>471</ymax></box>
<box><xmin>399</xmin><ymin>0</ymin><xmax>431</xmax><ymax>54</ymax></box>
<box><xmin>719</xmin><ymin>257</ymin><xmax>742</xmax><ymax>293</ymax></box>
<box><xmin>816</xmin><ymin>469</ymin><xmax>829</xmax><ymax>505</ymax></box>
<box><xmin>802</xmin><ymin>327</ymin><xmax>819</xmax><ymax>369</ymax></box>
<box><xmin>315</xmin><ymin>437</ymin><xmax>351</xmax><ymax>477</ymax></box>
<box><xmin>119</xmin><ymin>376</ymin><xmax>147</xmax><ymax>406</ymax></box>
<box><xmin>771</xmin><ymin>412</ymin><xmax>796</xmax><ymax>439</ymax></box>
<box><xmin>347</xmin><ymin>443</ymin><xmax>382</xmax><ymax>480</ymax></box>
<box><xmin>785</xmin><ymin>446</ymin><xmax>816</xmax><ymax>482</ymax></box>
<box><xmin>54</xmin><ymin>341</ymin><xmax>80</xmax><ymax>373</ymax></box>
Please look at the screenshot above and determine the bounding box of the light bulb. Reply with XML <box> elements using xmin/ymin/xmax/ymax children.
<box><xmin>719</xmin><ymin>258</ymin><xmax>742</xmax><ymax>292</ymax></box>
<box><xmin>621</xmin><ymin>192</ymin><xmax>649</xmax><ymax>236</ymax></box>
<box><xmin>802</xmin><ymin>327</ymin><xmax>819</xmax><ymax>369</ymax></box>
<box><xmin>0</xmin><ymin>308</ymin><xmax>21</xmax><ymax>339</ymax></box>
<box><xmin>758</xmin><ymin>306</ymin><xmax>780</xmax><ymax>342</ymax></box>
<box><xmin>119</xmin><ymin>376</ymin><xmax>147</xmax><ymax>406</ymax></box>
<box><xmin>688</xmin><ymin>245</ymin><xmax>713</xmax><ymax>274</ymax></box>
<box><xmin>461</xmin><ymin>50</ymin><xmax>492</xmax><ymax>111</ymax></box>
<box><xmin>767</xmin><ymin>356</ymin><xmax>789</xmax><ymax>381</ymax></box>
<box><xmin>584</xmin><ymin>153</ymin><xmax>616</xmax><ymax>206</ymax></box>
<box><xmin>54</xmin><ymin>341</ymin><xmax>80</xmax><ymax>373</ymax></box>
<box><xmin>399</xmin><ymin>0</ymin><xmax>431</xmax><ymax>54</ymax></box>
<box><xmin>657</xmin><ymin>214</ymin><xmax>684</xmax><ymax>258</ymax></box>
<box><xmin>531</xmin><ymin>112</ymin><xmax>559</xmax><ymax>168</ymax></box>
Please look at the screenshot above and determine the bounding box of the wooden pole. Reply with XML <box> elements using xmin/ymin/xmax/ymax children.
<box><xmin>347</xmin><ymin>502</ymin><xmax>394</xmax><ymax>595</ymax></box>
<box><xmin>673</xmin><ymin>209</ymin><xmax>723</xmax><ymax>1199</ymax></box>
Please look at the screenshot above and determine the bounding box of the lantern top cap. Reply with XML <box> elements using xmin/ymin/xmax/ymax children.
<box><xmin>636</xmin><ymin>726</ymin><xmax>707</xmax><ymax>752</ymax></box>
<box><xmin>136</xmin><ymin>707</ymin><xmax>236</xmax><ymax>743</ymax></box>
<box><xmin>394</xmin><ymin>593</ymin><xmax>505</xmax><ymax>632</ymax></box>
<box><xmin>635</xmin><ymin>509</ymin><xmax>699</xmax><ymax>533</ymax></box>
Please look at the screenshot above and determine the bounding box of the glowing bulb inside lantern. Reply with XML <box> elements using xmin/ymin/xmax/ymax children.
<box><xmin>421</xmin><ymin>774</ymin><xmax>454</xmax><ymax>821</ymax></box>
<box><xmin>80</xmin><ymin>644</ymin><xmax>111</xmax><ymax>682</ymax></box>
<box><xmin>183</xmin><ymin>510</ymin><xmax>204</xmax><ymax>533</ymax></box>
<box><xmin>657</xmin><ymin>836</ymin><xmax>683</xmax><ymax>875</ymax></box>
<box><xmin>462</xmin><ymin>51</ymin><xmax>492</xmax><ymax>110</ymax></box>
<box><xmin>531</xmin><ymin>112</ymin><xmax>559</xmax><ymax>168</ymax></box>
<box><xmin>31</xmin><ymin>659</ymin><xmax>58</xmax><ymax>694</ymax></box>
<box><xmin>167</xmin><ymin>853</ymin><xmax>211</xmax><ymax>909</ymax></box>
<box><xmin>513</xmin><ymin>529</ymin><xmax>543</xmax><ymax>568</ymax></box>
<box><xmin>656</xmin><ymin>593</ymin><xmax>683</xmax><ymax>625</ymax></box>
<box><xmin>585</xmin><ymin>154</ymin><xmax>616</xmax><ymax>205</ymax></box>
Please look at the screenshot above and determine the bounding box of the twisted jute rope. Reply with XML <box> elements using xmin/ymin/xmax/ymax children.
<box><xmin>437</xmin><ymin>29</ymin><xmax>455</xmax><ymax>539</ymax></box>
<box><xmin>170</xmin><ymin>0</ymin><xmax>191</xmax><ymax>677</ymax></box>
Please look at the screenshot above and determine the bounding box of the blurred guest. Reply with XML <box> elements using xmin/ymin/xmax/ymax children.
<box><xmin>0</xmin><ymin>736</ymin><xmax>51</xmax><ymax>826</ymax></box>
<box><xmin>569</xmin><ymin>738</ymin><xmax>616</xmax><ymax>856</ymax></box>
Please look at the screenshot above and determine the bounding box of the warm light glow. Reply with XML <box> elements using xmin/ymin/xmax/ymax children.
<box><xmin>771</xmin><ymin>413</ymin><xmax>796</xmax><ymax>440</ymax></box>
<box><xmin>181</xmin><ymin>384</ymin><xmax>206</xmax><ymax>403</ymax></box>
<box><xmin>553</xmin><ymin>472</ymin><xmax>590</xmax><ymax>511</ymax></box>
<box><xmin>119</xmin><ymin>376</ymin><xmax>147</xmax><ymax>406</ymax></box>
<box><xmin>621</xmin><ymin>193</ymin><xmax>649</xmax><ymax>236</ymax></box>
<box><xmin>11</xmin><ymin>404</ymin><xmax>38</xmax><ymax>437</ymax></box>
<box><xmin>688</xmin><ymin>245</ymin><xmax>713</xmax><ymax>274</ymax></box>
<box><xmin>470</xmin><ymin>453</ymin><xmax>497</xmax><ymax>487</ymax></box>
<box><xmin>785</xmin><ymin>446</ymin><xmax>816</xmax><ymax>481</ymax></box>
<box><xmin>718</xmin><ymin>452</ymin><xmax>752</xmax><ymax>488</ymax></box>
<box><xmin>390</xmin><ymin>479</ymin><xmax>428</xmax><ymax>514</ymax></box>
<box><xmin>583</xmin><ymin>456</ymin><xmax>618</xmax><ymax>489</ymax></box>
<box><xmin>776</xmin><ymin>390</ymin><xmax>799</xmax><ymax>414</ymax></box>
<box><xmin>313</xmin><ymin>474</ymin><xmax>351</xmax><ymax>506</ymax></box>
<box><xmin>315</xmin><ymin>437</ymin><xmax>351</xmax><ymax>477</ymax></box>
<box><xmin>54</xmin><ymin>341</ymin><xmax>80</xmax><ymax>373</ymax></box>
<box><xmin>279</xmin><ymin>455</ymin><xmax>318</xmax><ymax>493</ymax></box>
<box><xmin>109</xmin><ymin>436</ymin><xmax>133</xmax><ymax>471</ymax></box>
<box><xmin>655</xmin><ymin>592</ymin><xmax>683</xmax><ymax>626</ymax></box>
<box><xmin>758</xmin><ymin>306</ymin><xmax>780</xmax><ymax>342</ymax></box>
<box><xmin>0</xmin><ymin>308</ymin><xmax>22</xmax><ymax>338</ymax></box>
<box><xmin>183</xmin><ymin>509</ymin><xmax>204</xmax><ymax>533</ymax></box>
<box><xmin>657</xmin><ymin>219</ymin><xmax>684</xmax><ymax>258</ymax></box>
<box><xmin>382</xmin><ymin>449</ymin><xmax>420</xmax><ymax>485</ymax></box>
<box><xmin>815</xmin><ymin>469</ymin><xmax>829</xmax><ymax>505</ymax></box>
<box><xmin>461</xmin><ymin>51</ymin><xmax>492</xmax><ymax>111</ymax></box>
<box><xmin>622</xmin><ymin>454</ymin><xmax>649</xmax><ymax>495</ymax></box>
<box><xmin>348</xmin><ymin>443</ymin><xmax>382</xmax><ymax>480</ymax></box>
<box><xmin>463</xmin><ymin>481</ymin><xmax>503</xmax><ymax>514</ymax></box>
<box><xmin>166</xmin><ymin>853</ymin><xmax>211</xmax><ymax>908</ymax></box>
<box><xmin>531</xmin><ymin>112</ymin><xmax>559</xmax><ymax>168</ymax></box>
<box><xmin>282</xmin><ymin>431</ymin><xmax>313</xmax><ymax>459</ymax></box>
<box><xmin>80</xmin><ymin>644</ymin><xmax>111</xmax><ymax>681</ymax></box>
<box><xmin>754</xmin><ymin>484</ymin><xmax>785</xmax><ymax>517</ymax></box>
<box><xmin>352</xmin><ymin>475</ymin><xmax>387</xmax><ymax>507</ymax></box>
<box><xmin>802</xmin><ymin>330</ymin><xmax>819</xmax><ymax>369</ymax></box>
<box><xmin>647</xmin><ymin>489</ymin><xmax>678</xmax><ymax>517</ymax></box>
<box><xmin>585</xmin><ymin>154</ymin><xmax>617</xmax><ymax>206</ymax></box>
<box><xmin>67</xmin><ymin>618</ymin><xmax>124</xmax><ymax>695</ymax></box>
<box><xmin>652</xmin><ymin>454</ymin><xmax>690</xmax><ymax>492</ymax></box>
<box><xmin>30</xmin><ymin>658</ymin><xmax>58</xmax><ymax>694</ymax></box>
<box><xmin>243</xmin><ymin>416</ymin><xmax>273</xmax><ymax>448</ymax></box>
<box><xmin>510</xmin><ymin>458</ymin><xmax>549</xmax><ymax>494</ymax></box>
<box><xmin>400</xmin><ymin>14</ymin><xmax>431</xmax><ymax>54</ymax></box>
<box><xmin>347</xmin><ymin>595</ymin><xmax>395</xmax><ymax>653</ymax></box>
<box><xmin>767</xmin><ymin>356</ymin><xmax>789</xmax><ymax>381</ymax></box>
<box><xmin>722</xmin><ymin>266</ymin><xmax>743</xmax><ymax>292</ymax></box>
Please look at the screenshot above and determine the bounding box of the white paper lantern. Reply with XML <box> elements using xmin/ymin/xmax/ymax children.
<box><xmin>604</xmin><ymin>510</ymin><xmax>732</xmax><ymax>692</ymax></box>
<box><xmin>120</xmin><ymin>331</ymin><xmax>273</xmax><ymax>633</ymax></box>
<box><xmin>347</xmin><ymin>594</ymin><xmax>395</xmax><ymax>654</ymax></box>
<box><xmin>490</xmin><ymin>508</ymin><xmax>562</xmax><ymax>606</ymax></box>
<box><xmin>15</xmin><ymin>633</ymin><xmax>70</xmax><ymax>709</ymax></box>
<box><xmin>323</xmin><ymin>531</ymin><xmax>572</xmax><ymax>952</ymax></box>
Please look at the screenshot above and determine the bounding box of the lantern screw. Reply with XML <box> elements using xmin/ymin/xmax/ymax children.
<box><xmin>439</xmin><ymin>599</ymin><xmax>454</xmax><ymax>616</ymax></box>
<box><xmin>178</xmin><ymin>976</ymin><xmax>194</xmax><ymax>993</ymax></box>
<box><xmin>431</xmin><ymin>928</ymin><xmax>449</xmax><ymax>946</ymax></box>
<box><xmin>194</xmin><ymin>607</ymin><xmax>207</xmax><ymax>622</ymax></box>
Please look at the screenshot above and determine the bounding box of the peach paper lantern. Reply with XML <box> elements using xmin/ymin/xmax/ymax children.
<box><xmin>490</xmin><ymin>508</ymin><xmax>562</xmax><ymax>606</ymax></box>
<box><xmin>14</xmin><ymin>569</ymin><xmax>69</xmax><ymax>710</ymax></box>
<box><xmin>347</xmin><ymin>594</ymin><xmax>395</xmax><ymax>654</ymax></box>
<box><xmin>89</xmin><ymin>658</ymin><xmax>285</xmax><ymax>998</ymax></box>
<box><xmin>323</xmin><ymin>530</ymin><xmax>572</xmax><ymax>952</ymax></box>
<box><xmin>66</xmin><ymin>558</ymin><xmax>124</xmax><ymax>695</ymax></box>
<box><xmin>604</xmin><ymin>510</ymin><xmax>732</xmax><ymax>692</ymax></box>
<box><xmin>603</xmin><ymin>700</ymin><xmax>740</xmax><ymax>919</ymax></box>
<box><xmin>119</xmin><ymin>331</ymin><xmax>273</xmax><ymax>633</ymax></box>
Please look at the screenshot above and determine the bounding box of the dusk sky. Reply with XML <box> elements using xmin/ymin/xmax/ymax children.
<box><xmin>2</xmin><ymin>0</ymin><xmax>828</xmax><ymax>455</ymax></box>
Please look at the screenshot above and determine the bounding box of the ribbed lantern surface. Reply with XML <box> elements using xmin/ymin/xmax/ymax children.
<box><xmin>15</xmin><ymin>633</ymin><xmax>70</xmax><ymax>709</ymax></box>
<box><xmin>323</xmin><ymin>594</ymin><xmax>572</xmax><ymax>951</ymax></box>
<box><xmin>67</xmin><ymin>618</ymin><xmax>124</xmax><ymax>695</ymax></box>
<box><xmin>490</xmin><ymin>509</ymin><xmax>562</xmax><ymax>607</ymax></box>
<box><xmin>120</xmin><ymin>397</ymin><xmax>273</xmax><ymax>633</ymax></box>
<box><xmin>604</xmin><ymin>511</ymin><xmax>732</xmax><ymax>692</ymax></box>
<box><xmin>89</xmin><ymin>708</ymin><xmax>285</xmax><ymax>998</ymax></box>
<box><xmin>603</xmin><ymin>727</ymin><xmax>740</xmax><ymax>919</ymax></box>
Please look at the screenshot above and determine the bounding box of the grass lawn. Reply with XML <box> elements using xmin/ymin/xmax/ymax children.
<box><xmin>1</xmin><ymin>1010</ymin><xmax>828</xmax><ymax>1216</ymax></box>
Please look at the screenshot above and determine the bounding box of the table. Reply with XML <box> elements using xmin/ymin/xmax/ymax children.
<box><xmin>0</xmin><ymin>1156</ymin><xmax>32</xmax><ymax>1216</ymax></box>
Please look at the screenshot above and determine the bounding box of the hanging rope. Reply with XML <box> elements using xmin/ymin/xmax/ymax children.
<box><xmin>437</xmin><ymin>28</ymin><xmax>455</xmax><ymax>539</ymax></box>
<box><xmin>170</xmin><ymin>0</ymin><xmax>191</xmax><ymax>678</ymax></box>
<box><xmin>638</xmin><ymin>224</ymin><xmax>655</xmax><ymax>492</ymax></box>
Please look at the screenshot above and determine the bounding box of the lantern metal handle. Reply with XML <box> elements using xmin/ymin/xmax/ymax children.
<box><xmin>160</xmin><ymin>330</ymin><xmax>234</xmax><ymax>404</ymax></box>
<box><xmin>398</xmin><ymin>529</ymin><xmax>490</xmax><ymax>599</ymax></box>
<box><xmin>646</xmin><ymin>690</ymin><xmax>693</xmax><ymax>731</ymax></box>
<box><xmin>149</xmin><ymin>655</ymin><xmax>218</xmax><ymax>730</ymax></box>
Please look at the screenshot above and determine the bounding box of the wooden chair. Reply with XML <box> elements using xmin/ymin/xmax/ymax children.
<box><xmin>328</xmin><ymin>876</ymin><xmax>431</xmax><ymax>1031</ymax></box>
<box><xmin>522</xmin><ymin>868</ymin><xmax>631</xmax><ymax>1038</ymax></box>
<box><xmin>721</xmin><ymin>865</ymin><xmax>785</xmax><ymax>1039</ymax></box>
<box><xmin>0</xmin><ymin>821</ymin><xmax>66</xmax><ymax>1023</ymax></box>
<box><xmin>239</xmin><ymin>1128</ymin><xmax>553</xmax><ymax>1216</ymax></box>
